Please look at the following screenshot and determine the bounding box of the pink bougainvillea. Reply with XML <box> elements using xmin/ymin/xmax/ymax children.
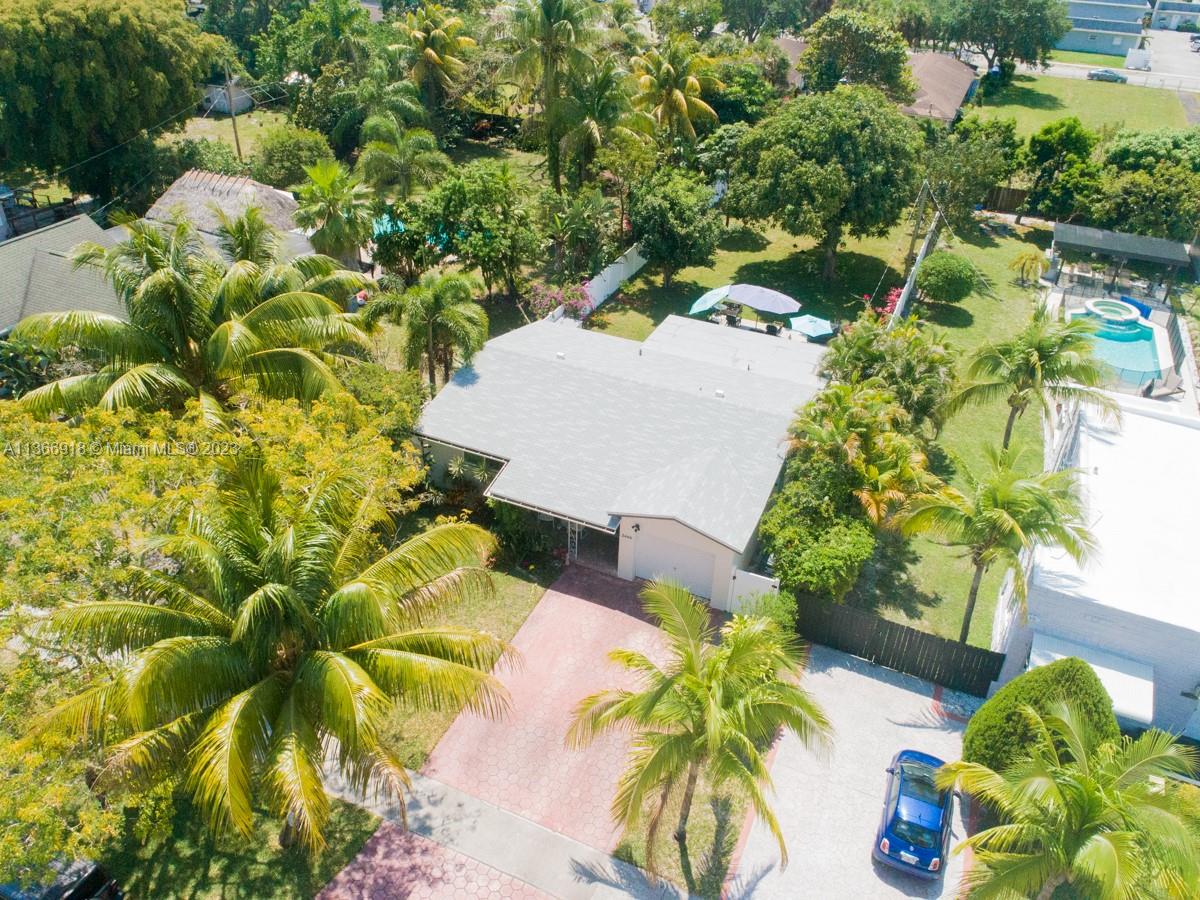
<box><xmin>527</xmin><ymin>281</ymin><xmax>593</xmax><ymax>320</ymax></box>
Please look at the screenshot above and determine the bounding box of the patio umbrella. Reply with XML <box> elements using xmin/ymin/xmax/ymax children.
<box><xmin>726</xmin><ymin>283</ymin><xmax>801</xmax><ymax>315</ymax></box>
<box><xmin>688</xmin><ymin>285</ymin><xmax>732</xmax><ymax>315</ymax></box>
<box><xmin>789</xmin><ymin>314</ymin><xmax>834</xmax><ymax>338</ymax></box>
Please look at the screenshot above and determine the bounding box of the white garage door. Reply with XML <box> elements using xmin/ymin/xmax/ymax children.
<box><xmin>633</xmin><ymin>533</ymin><xmax>716</xmax><ymax>599</ymax></box>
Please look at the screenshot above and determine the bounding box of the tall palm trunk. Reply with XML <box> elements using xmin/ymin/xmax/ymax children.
<box><xmin>426</xmin><ymin>321</ymin><xmax>438</xmax><ymax>394</ymax></box>
<box><xmin>673</xmin><ymin>759</ymin><xmax>701</xmax><ymax>843</ymax></box>
<box><xmin>1001</xmin><ymin>403</ymin><xmax>1021</xmax><ymax>449</ymax></box>
<box><xmin>959</xmin><ymin>559</ymin><xmax>986</xmax><ymax>644</ymax></box>
<box><xmin>1036</xmin><ymin>873</ymin><xmax>1069</xmax><ymax>900</ymax></box>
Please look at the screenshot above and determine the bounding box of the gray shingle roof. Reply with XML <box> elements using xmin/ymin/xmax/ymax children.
<box><xmin>0</xmin><ymin>216</ymin><xmax>125</xmax><ymax>332</ymax></box>
<box><xmin>147</xmin><ymin>170</ymin><xmax>302</xmax><ymax>235</ymax></box>
<box><xmin>901</xmin><ymin>52</ymin><xmax>979</xmax><ymax>122</ymax></box>
<box><xmin>418</xmin><ymin>316</ymin><xmax>825</xmax><ymax>552</ymax></box>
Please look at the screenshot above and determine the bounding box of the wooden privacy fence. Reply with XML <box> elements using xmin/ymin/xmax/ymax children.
<box><xmin>983</xmin><ymin>186</ymin><xmax>1028</xmax><ymax>215</ymax></box>
<box><xmin>794</xmin><ymin>595</ymin><xmax>1006</xmax><ymax>697</ymax></box>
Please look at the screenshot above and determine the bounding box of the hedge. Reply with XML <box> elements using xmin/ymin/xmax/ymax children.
<box><xmin>916</xmin><ymin>250</ymin><xmax>975</xmax><ymax>303</ymax></box>
<box><xmin>963</xmin><ymin>656</ymin><xmax>1119</xmax><ymax>773</ymax></box>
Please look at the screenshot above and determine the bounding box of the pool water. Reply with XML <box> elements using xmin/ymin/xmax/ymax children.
<box><xmin>1080</xmin><ymin>312</ymin><xmax>1160</xmax><ymax>381</ymax></box>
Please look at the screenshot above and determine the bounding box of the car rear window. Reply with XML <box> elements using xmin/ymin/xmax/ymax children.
<box><xmin>892</xmin><ymin>817</ymin><xmax>940</xmax><ymax>850</ymax></box>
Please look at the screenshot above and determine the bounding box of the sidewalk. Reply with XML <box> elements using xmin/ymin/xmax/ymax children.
<box><xmin>322</xmin><ymin>768</ymin><xmax>689</xmax><ymax>900</ymax></box>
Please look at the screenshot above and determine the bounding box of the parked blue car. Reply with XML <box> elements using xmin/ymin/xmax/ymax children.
<box><xmin>872</xmin><ymin>750</ymin><xmax>954</xmax><ymax>880</ymax></box>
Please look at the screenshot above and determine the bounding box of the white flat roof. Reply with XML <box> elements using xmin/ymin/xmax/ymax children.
<box><xmin>1034</xmin><ymin>398</ymin><xmax>1200</xmax><ymax>633</ymax></box>
<box><xmin>418</xmin><ymin>316</ymin><xmax>826</xmax><ymax>551</ymax></box>
<box><xmin>1030</xmin><ymin>632</ymin><xmax>1155</xmax><ymax>725</ymax></box>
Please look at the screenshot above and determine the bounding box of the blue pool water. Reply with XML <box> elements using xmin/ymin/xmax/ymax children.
<box><xmin>1079</xmin><ymin>312</ymin><xmax>1160</xmax><ymax>382</ymax></box>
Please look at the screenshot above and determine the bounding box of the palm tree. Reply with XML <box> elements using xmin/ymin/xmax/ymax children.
<box><xmin>938</xmin><ymin>702</ymin><xmax>1200</xmax><ymax>899</ymax></box>
<box><xmin>603</xmin><ymin>0</ymin><xmax>649</xmax><ymax>54</ymax></box>
<box><xmin>542</xmin><ymin>187</ymin><xmax>615</xmax><ymax>279</ymax></box>
<box><xmin>294</xmin><ymin>159</ymin><xmax>374</xmax><ymax>270</ymax></box>
<box><xmin>631</xmin><ymin>37</ymin><xmax>720</xmax><ymax>148</ymax></box>
<box><xmin>364</xmin><ymin>270</ymin><xmax>488</xmax><ymax>393</ymax></box>
<box><xmin>356</xmin><ymin>116</ymin><xmax>451</xmax><ymax>200</ymax></box>
<box><xmin>306</xmin><ymin>0</ymin><xmax>371</xmax><ymax>74</ymax></box>
<box><xmin>559</xmin><ymin>55</ymin><xmax>653</xmax><ymax>185</ymax></box>
<box><xmin>333</xmin><ymin>56</ymin><xmax>427</xmax><ymax>149</ymax></box>
<box><xmin>1009</xmin><ymin>248</ymin><xmax>1050</xmax><ymax>287</ymax></box>
<box><xmin>504</xmin><ymin>0</ymin><xmax>599</xmax><ymax>192</ymax></box>
<box><xmin>12</xmin><ymin>212</ymin><xmax>370</xmax><ymax>423</ymax></box>
<box><xmin>393</xmin><ymin>2</ymin><xmax>476</xmax><ymax>114</ymax></box>
<box><xmin>28</xmin><ymin>454</ymin><xmax>513</xmax><ymax>850</ymax></box>
<box><xmin>566</xmin><ymin>581</ymin><xmax>831</xmax><ymax>874</ymax></box>
<box><xmin>943</xmin><ymin>305</ymin><xmax>1121</xmax><ymax>449</ymax></box>
<box><xmin>900</xmin><ymin>444</ymin><xmax>1094</xmax><ymax>643</ymax></box>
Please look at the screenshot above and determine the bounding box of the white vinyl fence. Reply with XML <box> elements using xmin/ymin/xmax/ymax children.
<box><xmin>727</xmin><ymin>568</ymin><xmax>782</xmax><ymax>614</ymax></box>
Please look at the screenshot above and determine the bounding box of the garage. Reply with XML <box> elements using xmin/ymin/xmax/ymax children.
<box><xmin>632</xmin><ymin>531</ymin><xmax>716</xmax><ymax>599</ymax></box>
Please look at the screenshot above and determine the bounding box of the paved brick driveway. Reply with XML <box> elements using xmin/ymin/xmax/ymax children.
<box><xmin>422</xmin><ymin>566</ymin><xmax>666</xmax><ymax>852</ymax></box>
<box><xmin>318</xmin><ymin>824</ymin><xmax>549</xmax><ymax>899</ymax></box>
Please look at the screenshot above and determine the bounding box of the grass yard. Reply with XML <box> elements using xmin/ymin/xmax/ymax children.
<box><xmin>973</xmin><ymin>74</ymin><xmax>1187</xmax><ymax>135</ymax></box>
<box><xmin>163</xmin><ymin>108</ymin><xmax>290</xmax><ymax>159</ymax></box>
<box><xmin>447</xmin><ymin>140</ymin><xmax>547</xmax><ymax>192</ymax></box>
<box><xmin>379</xmin><ymin>567</ymin><xmax>553</xmax><ymax>768</ymax></box>
<box><xmin>1048</xmin><ymin>49</ymin><xmax>1128</xmax><ymax>68</ymax></box>
<box><xmin>101</xmin><ymin>799</ymin><xmax>378</xmax><ymax>900</ymax></box>
<box><xmin>614</xmin><ymin>776</ymin><xmax>748</xmax><ymax>899</ymax></box>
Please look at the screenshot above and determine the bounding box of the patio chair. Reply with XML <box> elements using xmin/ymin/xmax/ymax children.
<box><xmin>1142</xmin><ymin>371</ymin><xmax>1184</xmax><ymax>399</ymax></box>
<box><xmin>724</xmin><ymin>313</ymin><xmax>741</xmax><ymax>327</ymax></box>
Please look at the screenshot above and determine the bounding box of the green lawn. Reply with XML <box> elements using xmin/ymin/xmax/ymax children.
<box><xmin>973</xmin><ymin>74</ymin><xmax>1187</xmax><ymax>135</ymax></box>
<box><xmin>379</xmin><ymin>567</ymin><xmax>552</xmax><ymax>768</ymax></box>
<box><xmin>1048</xmin><ymin>49</ymin><xmax>1128</xmax><ymax>68</ymax></box>
<box><xmin>164</xmin><ymin>109</ymin><xmax>290</xmax><ymax>159</ymax></box>
<box><xmin>101</xmin><ymin>799</ymin><xmax>378</xmax><ymax>900</ymax></box>
<box><xmin>447</xmin><ymin>140</ymin><xmax>547</xmax><ymax>192</ymax></box>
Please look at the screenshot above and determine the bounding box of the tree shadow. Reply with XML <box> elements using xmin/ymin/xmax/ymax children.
<box><xmin>920</xmin><ymin>300</ymin><xmax>975</xmax><ymax>329</ymax></box>
<box><xmin>986</xmin><ymin>75</ymin><xmax>1066</xmax><ymax>112</ymax></box>
<box><xmin>678</xmin><ymin>795</ymin><xmax>738</xmax><ymax>899</ymax></box>
<box><xmin>719</xmin><ymin>226</ymin><xmax>769</xmax><ymax>253</ymax></box>
<box><xmin>843</xmin><ymin>532</ymin><xmax>944</xmax><ymax>620</ymax></box>
<box><xmin>735</xmin><ymin>249</ymin><xmax>899</xmax><ymax>323</ymax></box>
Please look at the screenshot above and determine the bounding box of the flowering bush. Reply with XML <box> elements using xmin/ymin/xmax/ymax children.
<box><xmin>526</xmin><ymin>281</ymin><xmax>593</xmax><ymax>320</ymax></box>
<box><xmin>875</xmin><ymin>286</ymin><xmax>903</xmax><ymax>317</ymax></box>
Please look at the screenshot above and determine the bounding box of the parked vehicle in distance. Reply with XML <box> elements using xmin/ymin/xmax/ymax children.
<box><xmin>0</xmin><ymin>861</ymin><xmax>121</xmax><ymax>900</ymax></box>
<box><xmin>1087</xmin><ymin>68</ymin><xmax>1128</xmax><ymax>83</ymax></box>
<box><xmin>873</xmin><ymin>750</ymin><xmax>954</xmax><ymax>880</ymax></box>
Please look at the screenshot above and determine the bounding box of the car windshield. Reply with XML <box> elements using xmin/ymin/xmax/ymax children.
<box><xmin>891</xmin><ymin>817</ymin><xmax>940</xmax><ymax>850</ymax></box>
<box><xmin>900</xmin><ymin>762</ymin><xmax>944</xmax><ymax>805</ymax></box>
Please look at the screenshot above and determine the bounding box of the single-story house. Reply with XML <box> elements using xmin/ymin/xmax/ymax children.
<box><xmin>1153</xmin><ymin>0</ymin><xmax>1200</xmax><ymax>30</ymax></box>
<box><xmin>994</xmin><ymin>398</ymin><xmax>1200</xmax><ymax>738</ymax></box>
<box><xmin>123</xmin><ymin>169</ymin><xmax>315</xmax><ymax>260</ymax></box>
<box><xmin>0</xmin><ymin>215</ymin><xmax>124</xmax><ymax>335</ymax></box>
<box><xmin>1059</xmin><ymin>0</ymin><xmax>1145</xmax><ymax>54</ymax></box>
<box><xmin>417</xmin><ymin>315</ymin><xmax>827</xmax><ymax>610</ymax></box>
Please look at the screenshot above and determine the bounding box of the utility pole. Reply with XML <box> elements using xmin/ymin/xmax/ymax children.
<box><xmin>224</xmin><ymin>63</ymin><xmax>243</xmax><ymax>162</ymax></box>
<box><xmin>904</xmin><ymin>180</ymin><xmax>929</xmax><ymax>276</ymax></box>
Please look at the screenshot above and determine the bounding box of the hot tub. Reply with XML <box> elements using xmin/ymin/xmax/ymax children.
<box><xmin>1086</xmin><ymin>298</ymin><xmax>1141</xmax><ymax>324</ymax></box>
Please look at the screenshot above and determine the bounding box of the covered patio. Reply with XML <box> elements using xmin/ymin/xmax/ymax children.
<box><xmin>1050</xmin><ymin>222</ymin><xmax>1191</xmax><ymax>301</ymax></box>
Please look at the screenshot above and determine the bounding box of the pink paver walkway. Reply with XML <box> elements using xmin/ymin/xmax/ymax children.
<box><xmin>318</xmin><ymin>824</ymin><xmax>550</xmax><ymax>900</ymax></box>
<box><xmin>422</xmin><ymin>565</ymin><xmax>666</xmax><ymax>853</ymax></box>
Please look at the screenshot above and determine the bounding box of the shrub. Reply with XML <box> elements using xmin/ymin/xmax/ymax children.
<box><xmin>742</xmin><ymin>590</ymin><xmax>799</xmax><ymax>630</ymax></box>
<box><xmin>916</xmin><ymin>251</ymin><xmax>975</xmax><ymax>303</ymax></box>
<box><xmin>172</xmin><ymin>137</ymin><xmax>248</xmax><ymax>176</ymax></box>
<box><xmin>249</xmin><ymin>124</ymin><xmax>334</xmax><ymax>189</ymax></box>
<box><xmin>525</xmin><ymin>282</ymin><xmax>592</xmax><ymax>320</ymax></box>
<box><xmin>963</xmin><ymin>657</ymin><xmax>1119</xmax><ymax>773</ymax></box>
<box><xmin>339</xmin><ymin>362</ymin><xmax>425</xmax><ymax>445</ymax></box>
<box><xmin>487</xmin><ymin>499</ymin><xmax>557</xmax><ymax>562</ymax></box>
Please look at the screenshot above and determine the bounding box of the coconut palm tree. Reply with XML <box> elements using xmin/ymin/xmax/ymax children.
<box><xmin>294</xmin><ymin>159</ymin><xmax>374</xmax><ymax>269</ymax></box>
<box><xmin>364</xmin><ymin>270</ymin><xmax>488</xmax><ymax>393</ymax></box>
<box><xmin>28</xmin><ymin>453</ymin><xmax>513</xmax><ymax>850</ymax></box>
<box><xmin>306</xmin><ymin>0</ymin><xmax>371</xmax><ymax>74</ymax></box>
<box><xmin>566</xmin><ymin>581</ymin><xmax>832</xmax><ymax>874</ymax></box>
<box><xmin>631</xmin><ymin>37</ymin><xmax>721</xmax><ymax>148</ymax></box>
<box><xmin>503</xmin><ymin>0</ymin><xmax>599</xmax><ymax>192</ymax></box>
<box><xmin>12</xmin><ymin>212</ymin><xmax>370</xmax><ymax>424</ymax></box>
<box><xmin>938</xmin><ymin>702</ymin><xmax>1200</xmax><ymax>899</ymax></box>
<box><xmin>942</xmin><ymin>305</ymin><xmax>1120</xmax><ymax>449</ymax></box>
<box><xmin>603</xmin><ymin>0</ymin><xmax>649</xmax><ymax>54</ymax></box>
<box><xmin>559</xmin><ymin>55</ymin><xmax>653</xmax><ymax>185</ymax></box>
<box><xmin>900</xmin><ymin>444</ymin><xmax>1094</xmax><ymax>643</ymax></box>
<box><xmin>333</xmin><ymin>55</ymin><xmax>427</xmax><ymax>149</ymax></box>
<box><xmin>393</xmin><ymin>2</ymin><xmax>476</xmax><ymax>114</ymax></box>
<box><xmin>1009</xmin><ymin>248</ymin><xmax>1050</xmax><ymax>287</ymax></box>
<box><xmin>356</xmin><ymin>116</ymin><xmax>451</xmax><ymax>200</ymax></box>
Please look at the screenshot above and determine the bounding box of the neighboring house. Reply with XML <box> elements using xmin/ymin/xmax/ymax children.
<box><xmin>417</xmin><ymin>315</ymin><xmax>827</xmax><ymax>610</ymax></box>
<box><xmin>126</xmin><ymin>169</ymin><xmax>315</xmax><ymax>260</ymax></box>
<box><xmin>0</xmin><ymin>215</ymin><xmax>124</xmax><ymax>335</ymax></box>
<box><xmin>900</xmin><ymin>52</ymin><xmax>979</xmax><ymax>123</ymax></box>
<box><xmin>1058</xmin><ymin>1</ymin><xmax>1146</xmax><ymax>54</ymax></box>
<box><xmin>773</xmin><ymin>39</ymin><xmax>978</xmax><ymax>122</ymax></box>
<box><xmin>1153</xmin><ymin>0</ymin><xmax>1200</xmax><ymax>29</ymax></box>
<box><xmin>201</xmin><ymin>83</ymin><xmax>253</xmax><ymax>116</ymax></box>
<box><xmin>993</xmin><ymin>399</ymin><xmax>1200</xmax><ymax>739</ymax></box>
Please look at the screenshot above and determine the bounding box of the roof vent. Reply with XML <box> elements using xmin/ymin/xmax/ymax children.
<box><xmin>715</xmin><ymin>389</ymin><xmax>726</xmax><ymax>398</ymax></box>
<box><xmin>556</xmin><ymin>351</ymin><xmax>566</xmax><ymax>360</ymax></box>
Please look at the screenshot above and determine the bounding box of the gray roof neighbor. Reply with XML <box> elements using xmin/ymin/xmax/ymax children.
<box><xmin>0</xmin><ymin>215</ymin><xmax>125</xmax><ymax>332</ymax></box>
<box><xmin>901</xmin><ymin>52</ymin><xmax>979</xmax><ymax>122</ymax></box>
<box><xmin>417</xmin><ymin>315</ymin><xmax>825</xmax><ymax>552</ymax></box>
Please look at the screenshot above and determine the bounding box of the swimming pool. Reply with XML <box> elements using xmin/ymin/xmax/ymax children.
<box><xmin>1079</xmin><ymin>311</ymin><xmax>1161</xmax><ymax>385</ymax></box>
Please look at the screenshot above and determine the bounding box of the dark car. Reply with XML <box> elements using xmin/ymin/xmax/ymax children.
<box><xmin>0</xmin><ymin>861</ymin><xmax>121</xmax><ymax>900</ymax></box>
<box><xmin>872</xmin><ymin>750</ymin><xmax>954</xmax><ymax>880</ymax></box>
<box><xmin>1087</xmin><ymin>68</ymin><xmax>1128</xmax><ymax>83</ymax></box>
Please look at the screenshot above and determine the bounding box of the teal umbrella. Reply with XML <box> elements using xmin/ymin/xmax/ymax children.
<box><xmin>789</xmin><ymin>314</ymin><xmax>834</xmax><ymax>337</ymax></box>
<box><xmin>689</xmin><ymin>285</ymin><xmax>732</xmax><ymax>315</ymax></box>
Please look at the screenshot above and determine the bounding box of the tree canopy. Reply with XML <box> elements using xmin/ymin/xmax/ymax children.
<box><xmin>628</xmin><ymin>170</ymin><xmax>722</xmax><ymax>287</ymax></box>
<box><xmin>948</xmin><ymin>0</ymin><xmax>1069</xmax><ymax>69</ymax></box>
<box><xmin>798</xmin><ymin>9</ymin><xmax>916</xmax><ymax>102</ymax></box>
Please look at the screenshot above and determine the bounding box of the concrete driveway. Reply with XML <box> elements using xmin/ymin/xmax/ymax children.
<box><xmin>422</xmin><ymin>566</ymin><xmax>667</xmax><ymax>853</ymax></box>
<box><xmin>1146</xmin><ymin>29</ymin><xmax>1200</xmax><ymax>78</ymax></box>
<box><xmin>727</xmin><ymin>646</ymin><xmax>980</xmax><ymax>900</ymax></box>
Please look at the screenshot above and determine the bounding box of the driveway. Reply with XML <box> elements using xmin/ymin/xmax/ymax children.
<box><xmin>727</xmin><ymin>646</ymin><xmax>979</xmax><ymax>900</ymax></box>
<box><xmin>422</xmin><ymin>566</ymin><xmax>666</xmax><ymax>853</ymax></box>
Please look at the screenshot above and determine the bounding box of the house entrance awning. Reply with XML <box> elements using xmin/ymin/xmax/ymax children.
<box><xmin>1029</xmin><ymin>633</ymin><xmax>1155</xmax><ymax>726</ymax></box>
